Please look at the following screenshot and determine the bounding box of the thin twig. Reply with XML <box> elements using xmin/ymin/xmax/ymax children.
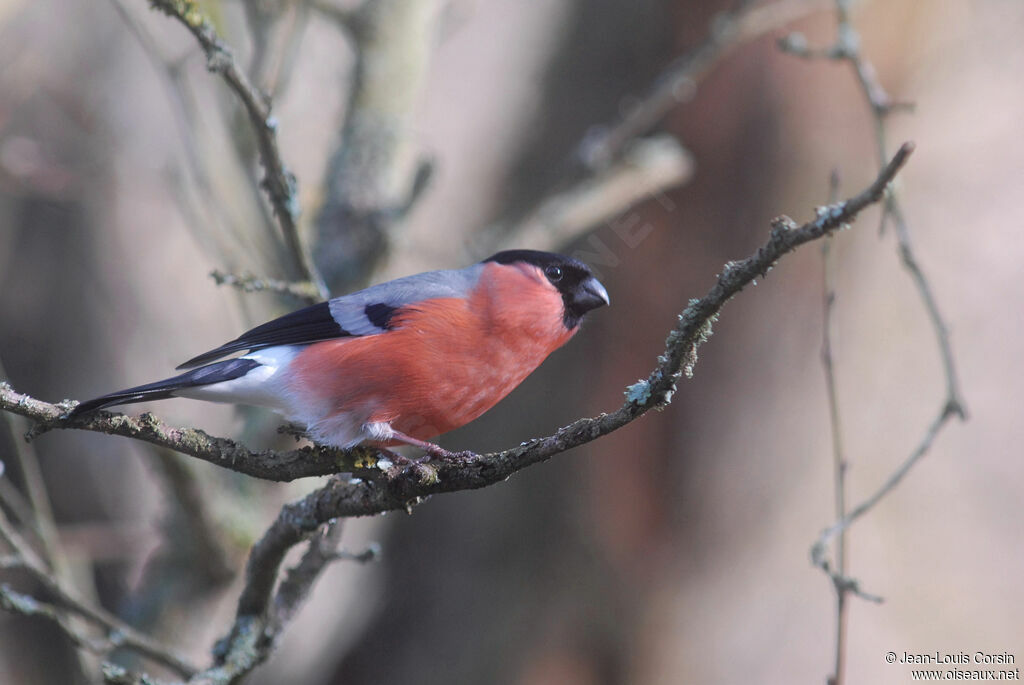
<box><xmin>486</xmin><ymin>135</ymin><xmax>693</xmax><ymax>256</ymax></box>
<box><xmin>0</xmin><ymin>507</ymin><xmax>198</xmax><ymax>677</ymax></box>
<box><xmin>210</xmin><ymin>270</ymin><xmax>322</xmax><ymax>303</ymax></box>
<box><xmin>0</xmin><ymin>585</ymin><xmax>107</xmax><ymax>655</ymax></box>
<box><xmin>269</xmin><ymin>519</ymin><xmax>344</xmax><ymax>631</ymax></box>
<box><xmin>195</xmin><ymin>520</ymin><xmax>362</xmax><ymax>684</ymax></box>
<box><xmin>779</xmin><ymin>5</ymin><xmax>967</xmax><ymax>683</ymax></box>
<box><xmin>0</xmin><ymin>357</ymin><xmax>65</xmax><ymax>572</ymax></box>
<box><xmin>148</xmin><ymin>0</ymin><xmax>329</xmax><ymax>299</ymax></box>
<box><xmin>150</xmin><ymin>449</ymin><xmax>235</xmax><ymax>587</ymax></box>
<box><xmin>820</xmin><ymin>170</ymin><xmax>854</xmax><ymax>685</ymax></box>
<box><xmin>108</xmin><ymin>0</ymin><xmax>262</xmax><ymax>263</ymax></box>
<box><xmin>812</xmin><ymin>401</ymin><xmax>959</xmax><ymax>566</ymax></box>
<box><xmin>579</xmin><ymin>0</ymin><xmax>830</xmax><ymax>170</ymax></box>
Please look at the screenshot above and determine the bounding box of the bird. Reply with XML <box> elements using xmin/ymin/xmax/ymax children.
<box><xmin>70</xmin><ymin>250</ymin><xmax>609</xmax><ymax>456</ymax></box>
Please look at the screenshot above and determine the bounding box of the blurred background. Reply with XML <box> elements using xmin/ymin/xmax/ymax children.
<box><xmin>1</xmin><ymin>0</ymin><xmax>1021</xmax><ymax>683</ymax></box>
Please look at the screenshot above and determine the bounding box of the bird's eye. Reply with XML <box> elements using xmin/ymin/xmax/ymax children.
<box><xmin>545</xmin><ymin>265</ymin><xmax>563</xmax><ymax>282</ymax></box>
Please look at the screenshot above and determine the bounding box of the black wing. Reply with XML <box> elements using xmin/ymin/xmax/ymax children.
<box><xmin>176</xmin><ymin>302</ymin><xmax>349</xmax><ymax>369</ymax></box>
<box><xmin>176</xmin><ymin>265</ymin><xmax>483</xmax><ymax>369</ymax></box>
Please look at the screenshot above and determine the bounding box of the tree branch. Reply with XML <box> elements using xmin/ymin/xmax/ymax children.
<box><xmin>578</xmin><ymin>0</ymin><xmax>830</xmax><ymax>171</ymax></box>
<box><xmin>485</xmin><ymin>135</ymin><xmax>694</xmax><ymax>256</ymax></box>
<box><xmin>2</xmin><ymin>143</ymin><xmax>914</xmax><ymax>685</ymax></box>
<box><xmin>148</xmin><ymin>0</ymin><xmax>328</xmax><ymax>298</ymax></box>
<box><xmin>778</xmin><ymin>6</ymin><xmax>967</xmax><ymax>684</ymax></box>
<box><xmin>209</xmin><ymin>270</ymin><xmax>322</xmax><ymax>304</ymax></box>
<box><xmin>1</xmin><ymin>142</ymin><xmax>914</xmax><ymax>493</ymax></box>
<box><xmin>0</xmin><ymin>506</ymin><xmax>197</xmax><ymax>677</ymax></box>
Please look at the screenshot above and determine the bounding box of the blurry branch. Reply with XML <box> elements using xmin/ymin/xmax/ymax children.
<box><xmin>313</xmin><ymin>0</ymin><xmax>441</xmax><ymax>292</ymax></box>
<box><xmin>811</xmin><ymin>401</ymin><xmax>959</xmax><ymax>572</ymax></box>
<box><xmin>780</xmin><ymin>5</ymin><xmax>967</xmax><ymax>684</ymax></box>
<box><xmin>819</xmin><ymin>171</ymin><xmax>855</xmax><ymax>685</ymax></box>
<box><xmin>779</xmin><ymin>1</ymin><xmax>966</xmax><ymax>421</ymax></box>
<box><xmin>210</xmin><ymin>270</ymin><xmax>322</xmax><ymax>304</ymax></box>
<box><xmin>150</xmin><ymin>450</ymin><xmax>235</xmax><ymax>587</ymax></box>
<box><xmin>0</xmin><ymin>356</ymin><xmax>65</xmax><ymax>576</ymax></box>
<box><xmin>0</xmin><ymin>142</ymin><xmax>913</xmax><ymax>489</ymax></box>
<box><xmin>0</xmin><ymin>505</ymin><xmax>197</xmax><ymax>678</ymax></box>
<box><xmin>266</xmin><ymin>2</ymin><xmax>315</xmax><ymax>98</ymax></box>
<box><xmin>578</xmin><ymin>0</ymin><xmax>830</xmax><ymax>171</ymax></box>
<box><xmin>485</xmin><ymin>0</ymin><xmax>829</xmax><ymax>274</ymax></box>
<box><xmin>101</xmin><ymin>663</ymin><xmax>174</xmax><ymax>685</ymax></box>
<box><xmin>109</xmin><ymin>0</ymin><xmax>242</xmax><ymax>260</ymax></box>
<box><xmin>487</xmin><ymin>135</ymin><xmax>694</xmax><ymax>255</ymax></box>
<box><xmin>148</xmin><ymin>0</ymin><xmax>329</xmax><ymax>299</ymax></box>
<box><xmin>192</xmin><ymin>520</ymin><xmax>379</xmax><ymax>684</ymax></box>
<box><xmin>308</xmin><ymin>0</ymin><xmax>359</xmax><ymax>32</ymax></box>
<box><xmin>0</xmin><ymin>386</ymin><xmax>360</xmax><ymax>482</ymax></box>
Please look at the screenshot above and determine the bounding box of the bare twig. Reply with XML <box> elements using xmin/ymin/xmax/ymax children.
<box><xmin>210</xmin><ymin>270</ymin><xmax>322</xmax><ymax>304</ymax></box>
<box><xmin>1</xmin><ymin>143</ymin><xmax>914</xmax><ymax>493</ymax></box>
<box><xmin>487</xmin><ymin>135</ymin><xmax>693</xmax><ymax>256</ymax></box>
<box><xmin>195</xmin><ymin>520</ymin><xmax>360</xmax><ymax>684</ymax></box>
<box><xmin>150</xmin><ymin>450</ymin><xmax>235</xmax><ymax>587</ymax></box>
<box><xmin>779</xmin><ymin>4</ymin><xmax>965</xmax><ymax>425</ymax></box>
<box><xmin>812</xmin><ymin>400</ymin><xmax>959</xmax><ymax>572</ymax></box>
<box><xmin>0</xmin><ymin>357</ymin><xmax>65</xmax><ymax>573</ymax></box>
<box><xmin>108</xmin><ymin>0</ymin><xmax>274</xmax><ymax>270</ymax></box>
<box><xmin>0</xmin><ymin>584</ymin><xmax>107</xmax><ymax>655</ymax></box>
<box><xmin>579</xmin><ymin>0</ymin><xmax>830</xmax><ymax>171</ymax></box>
<box><xmin>148</xmin><ymin>0</ymin><xmax>328</xmax><ymax>298</ymax></box>
<box><xmin>820</xmin><ymin>171</ymin><xmax>856</xmax><ymax>685</ymax></box>
<box><xmin>268</xmin><ymin>519</ymin><xmax>344</xmax><ymax>631</ymax></box>
<box><xmin>0</xmin><ymin>507</ymin><xmax>197</xmax><ymax>677</ymax></box>
<box><xmin>780</xmin><ymin>5</ymin><xmax>967</xmax><ymax>684</ymax></box>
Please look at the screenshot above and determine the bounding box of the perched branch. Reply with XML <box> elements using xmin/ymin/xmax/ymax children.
<box><xmin>2</xmin><ymin>143</ymin><xmax>913</xmax><ymax>685</ymax></box>
<box><xmin>1</xmin><ymin>143</ymin><xmax>914</xmax><ymax>493</ymax></box>
<box><xmin>148</xmin><ymin>0</ymin><xmax>328</xmax><ymax>298</ymax></box>
<box><xmin>0</xmin><ymin>387</ymin><xmax>356</xmax><ymax>481</ymax></box>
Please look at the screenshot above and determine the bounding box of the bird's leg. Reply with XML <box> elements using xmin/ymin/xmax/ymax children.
<box><xmin>388</xmin><ymin>430</ymin><xmax>462</xmax><ymax>461</ymax></box>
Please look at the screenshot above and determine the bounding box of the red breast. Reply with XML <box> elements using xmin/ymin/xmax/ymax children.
<box><xmin>287</xmin><ymin>261</ymin><xmax>577</xmax><ymax>442</ymax></box>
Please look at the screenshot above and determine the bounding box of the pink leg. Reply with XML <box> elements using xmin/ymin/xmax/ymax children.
<box><xmin>388</xmin><ymin>430</ymin><xmax>459</xmax><ymax>460</ymax></box>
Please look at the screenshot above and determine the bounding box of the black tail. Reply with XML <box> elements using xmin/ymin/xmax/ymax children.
<box><xmin>69</xmin><ymin>358</ymin><xmax>261</xmax><ymax>416</ymax></box>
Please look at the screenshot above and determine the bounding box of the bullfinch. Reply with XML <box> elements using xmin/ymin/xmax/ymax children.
<box><xmin>70</xmin><ymin>250</ymin><xmax>609</xmax><ymax>455</ymax></box>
